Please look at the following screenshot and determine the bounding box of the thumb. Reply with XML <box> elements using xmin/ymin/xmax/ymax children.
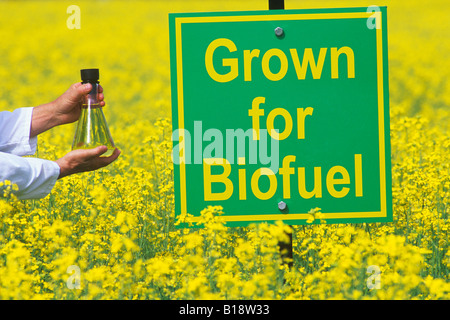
<box><xmin>77</xmin><ymin>82</ymin><xmax>92</xmax><ymax>96</ymax></box>
<box><xmin>67</xmin><ymin>82</ymin><xmax>92</xmax><ymax>101</ymax></box>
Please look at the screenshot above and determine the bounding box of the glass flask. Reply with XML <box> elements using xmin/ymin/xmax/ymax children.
<box><xmin>72</xmin><ymin>68</ymin><xmax>115</xmax><ymax>157</ymax></box>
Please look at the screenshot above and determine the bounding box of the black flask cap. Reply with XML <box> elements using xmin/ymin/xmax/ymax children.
<box><xmin>81</xmin><ymin>69</ymin><xmax>99</xmax><ymax>82</ymax></box>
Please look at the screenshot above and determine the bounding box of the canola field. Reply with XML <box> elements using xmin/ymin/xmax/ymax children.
<box><xmin>0</xmin><ymin>0</ymin><xmax>449</xmax><ymax>299</ymax></box>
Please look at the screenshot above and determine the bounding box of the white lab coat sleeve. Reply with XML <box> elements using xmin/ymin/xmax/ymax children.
<box><xmin>0</xmin><ymin>107</ymin><xmax>60</xmax><ymax>199</ymax></box>
<box><xmin>0</xmin><ymin>152</ymin><xmax>60</xmax><ymax>199</ymax></box>
<box><xmin>0</xmin><ymin>107</ymin><xmax>37</xmax><ymax>156</ymax></box>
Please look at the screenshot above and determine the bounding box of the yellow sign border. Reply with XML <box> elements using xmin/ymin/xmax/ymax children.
<box><xmin>174</xmin><ymin>11</ymin><xmax>387</xmax><ymax>223</ymax></box>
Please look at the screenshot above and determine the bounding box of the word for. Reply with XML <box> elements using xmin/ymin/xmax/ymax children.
<box><xmin>205</xmin><ymin>38</ymin><xmax>355</xmax><ymax>82</ymax></box>
<box><xmin>249</xmin><ymin>96</ymin><xmax>313</xmax><ymax>140</ymax></box>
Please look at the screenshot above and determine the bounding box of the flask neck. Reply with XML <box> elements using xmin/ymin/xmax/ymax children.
<box><xmin>81</xmin><ymin>81</ymin><xmax>100</xmax><ymax>107</ymax></box>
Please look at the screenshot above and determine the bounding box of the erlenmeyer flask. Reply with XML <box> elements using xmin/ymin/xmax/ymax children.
<box><xmin>72</xmin><ymin>68</ymin><xmax>115</xmax><ymax>157</ymax></box>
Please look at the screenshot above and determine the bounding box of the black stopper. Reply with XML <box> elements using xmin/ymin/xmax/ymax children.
<box><xmin>81</xmin><ymin>69</ymin><xmax>100</xmax><ymax>83</ymax></box>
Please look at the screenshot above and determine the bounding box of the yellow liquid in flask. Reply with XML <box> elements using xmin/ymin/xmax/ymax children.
<box><xmin>72</xmin><ymin>103</ymin><xmax>115</xmax><ymax>157</ymax></box>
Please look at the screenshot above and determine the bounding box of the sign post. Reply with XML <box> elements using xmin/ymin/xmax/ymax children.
<box><xmin>169</xmin><ymin>7</ymin><xmax>392</xmax><ymax>230</ymax></box>
<box><xmin>266</xmin><ymin>0</ymin><xmax>293</xmax><ymax>268</ymax></box>
<box><xmin>269</xmin><ymin>0</ymin><xmax>285</xmax><ymax>10</ymax></box>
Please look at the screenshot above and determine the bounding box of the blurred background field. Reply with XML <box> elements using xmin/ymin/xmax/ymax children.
<box><xmin>0</xmin><ymin>0</ymin><xmax>449</xmax><ymax>299</ymax></box>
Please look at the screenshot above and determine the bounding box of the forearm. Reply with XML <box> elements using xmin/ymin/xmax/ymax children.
<box><xmin>30</xmin><ymin>102</ymin><xmax>61</xmax><ymax>137</ymax></box>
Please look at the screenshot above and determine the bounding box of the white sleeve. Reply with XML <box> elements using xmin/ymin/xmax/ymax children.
<box><xmin>0</xmin><ymin>151</ymin><xmax>60</xmax><ymax>200</ymax></box>
<box><xmin>0</xmin><ymin>107</ymin><xmax>37</xmax><ymax>156</ymax></box>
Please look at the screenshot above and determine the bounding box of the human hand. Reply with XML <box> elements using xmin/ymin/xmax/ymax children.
<box><xmin>52</xmin><ymin>82</ymin><xmax>105</xmax><ymax>125</ymax></box>
<box><xmin>30</xmin><ymin>82</ymin><xmax>105</xmax><ymax>137</ymax></box>
<box><xmin>55</xmin><ymin>146</ymin><xmax>120</xmax><ymax>179</ymax></box>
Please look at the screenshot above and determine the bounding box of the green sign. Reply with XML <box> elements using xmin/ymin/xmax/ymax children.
<box><xmin>169</xmin><ymin>7</ymin><xmax>392</xmax><ymax>227</ymax></box>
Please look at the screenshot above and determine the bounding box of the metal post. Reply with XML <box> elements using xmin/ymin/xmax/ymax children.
<box><xmin>278</xmin><ymin>227</ymin><xmax>293</xmax><ymax>268</ymax></box>
<box><xmin>269</xmin><ymin>0</ymin><xmax>285</xmax><ymax>10</ymax></box>
<box><xmin>268</xmin><ymin>0</ymin><xmax>293</xmax><ymax>269</ymax></box>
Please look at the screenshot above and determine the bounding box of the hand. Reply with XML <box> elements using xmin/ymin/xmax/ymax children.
<box><xmin>52</xmin><ymin>82</ymin><xmax>105</xmax><ymax>125</ymax></box>
<box><xmin>30</xmin><ymin>82</ymin><xmax>105</xmax><ymax>137</ymax></box>
<box><xmin>55</xmin><ymin>146</ymin><xmax>120</xmax><ymax>179</ymax></box>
